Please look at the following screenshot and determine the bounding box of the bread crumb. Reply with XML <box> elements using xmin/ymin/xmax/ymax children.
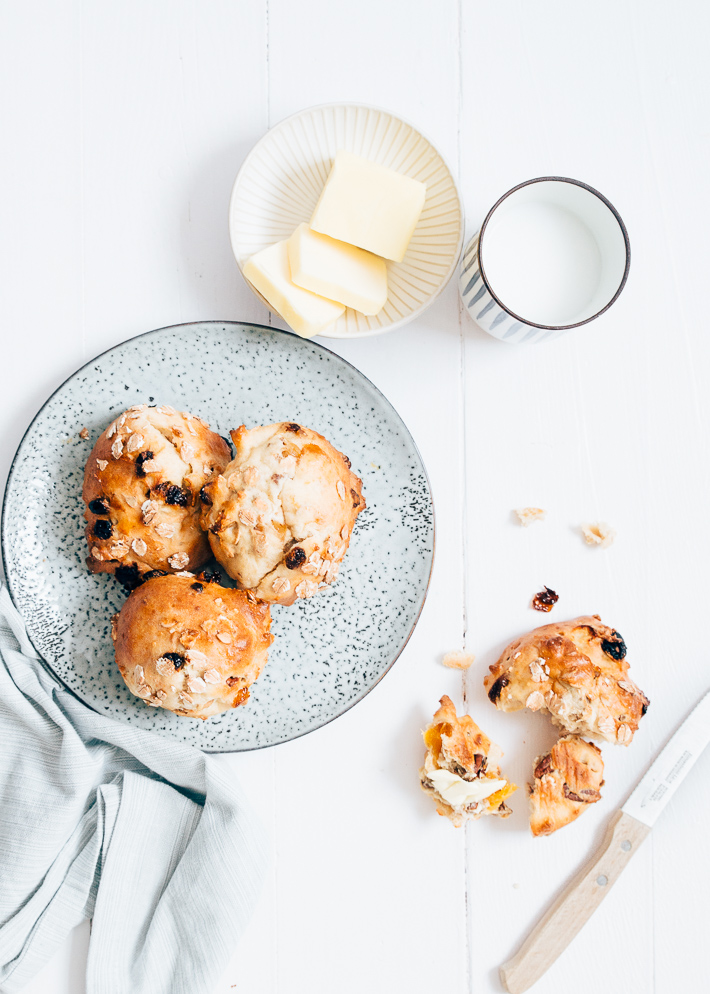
<box><xmin>581</xmin><ymin>522</ymin><xmax>615</xmax><ymax>548</ymax></box>
<box><xmin>515</xmin><ymin>507</ymin><xmax>545</xmax><ymax>526</ymax></box>
<box><xmin>442</xmin><ymin>651</ymin><xmax>475</xmax><ymax>670</ymax></box>
<box><xmin>79</xmin><ymin>427</ymin><xmax>89</xmax><ymax>440</ymax></box>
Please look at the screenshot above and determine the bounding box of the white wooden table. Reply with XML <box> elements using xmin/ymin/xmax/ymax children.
<box><xmin>2</xmin><ymin>2</ymin><xmax>709</xmax><ymax>992</ymax></box>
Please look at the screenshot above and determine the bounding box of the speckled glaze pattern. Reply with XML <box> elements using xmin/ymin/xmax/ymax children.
<box><xmin>2</xmin><ymin>322</ymin><xmax>434</xmax><ymax>752</ymax></box>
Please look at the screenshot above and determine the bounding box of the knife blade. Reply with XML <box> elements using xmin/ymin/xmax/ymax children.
<box><xmin>622</xmin><ymin>688</ymin><xmax>710</xmax><ymax>826</ymax></box>
<box><xmin>500</xmin><ymin>688</ymin><xmax>710</xmax><ymax>994</ymax></box>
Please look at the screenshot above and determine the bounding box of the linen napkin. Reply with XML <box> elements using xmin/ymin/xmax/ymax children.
<box><xmin>0</xmin><ymin>584</ymin><xmax>268</xmax><ymax>994</ymax></box>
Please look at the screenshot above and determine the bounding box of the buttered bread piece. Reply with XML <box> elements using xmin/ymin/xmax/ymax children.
<box><xmin>530</xmin><ymin>735</ymin><xmax>604</xmax><ymax>837</ymax></box>
<box><xmin>419</xmin><ymin>695</ymin><xmax>516</xmax><ymax>827</ymax></box>
<box><xmin>310</xmin><ymin>150</ymin><xmax>426</xmax><ymax>262</ymax></box>
<box><xmin>287</xmin><ymin>223</ymin><xmax>387</xmax><ymax>315</ymax></box>
<box><xmin>484</xmin><ymin>615</ymin><xmax>650</xmax><ymax>746</ymax></box>
<box><xmin>243</xmin><ymin>239</ymin><xmax>345</xmax><ymax>338</ymax></box>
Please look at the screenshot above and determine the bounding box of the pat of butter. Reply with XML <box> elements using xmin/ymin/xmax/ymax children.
<box><xmin>310</xmin><ymin>150</ymin><xmax>426</xmax><ymax>263</ymax></box>
<box><xmin>287</xmin><ymin>223</ymin><xmax>388</xmax><ymax>316</ymax></box>
<box><xmin>427</xmin><ymin>767</ymin><xmax>507</xmax><ymax>809</ymax></box>
<box><xmin>243</xmin><ymin>239</ymin><xmax>345</xmax><ymax>338</ymax></box>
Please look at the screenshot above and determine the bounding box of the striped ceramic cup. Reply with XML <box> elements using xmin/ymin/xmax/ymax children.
<box><xmin>459</xmin><ymin>177</ymin><xmax>630</xmax><ymax>344</ymax></box>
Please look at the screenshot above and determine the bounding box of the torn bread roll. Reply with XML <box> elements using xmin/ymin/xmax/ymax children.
<box><xmin>529</xmin><ymin>735</ymin><xmax>604</xmax><ymax>837</ymax></box>
<box><xmin>419</xmin><ymin>696</ymin><xmax>516</xmax><ymax>826</ymax></box>
<box><xmin>484</xmin><ymin>615</ymin><xmax>649</xmax><ymax>746</ymax></box>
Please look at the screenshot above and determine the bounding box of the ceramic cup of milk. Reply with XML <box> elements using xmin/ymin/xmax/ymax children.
<box><xmin>459</xmin><ymin>177</ymin><xmax>630</xmax><ymax>344</ymax></box>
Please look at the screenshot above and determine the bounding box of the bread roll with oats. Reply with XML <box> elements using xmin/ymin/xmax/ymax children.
<box><xmin>199</xmin><ymin>422</ymin><xmax>365</xmax><ymax>605</ymax></box>
<box><xmin>484</xmin><ymin>616</ymin><xmax>649</xmax><ymax>746</ymax></box>
<box><xmin>113</xmin><ymin>572</ymin><xmax>273</xmax><ymax>720</ymax></box>
<box><xmin>83</xmin><ymin>404</ymin><xmax>230</xmax><ymax>588</ymax></box>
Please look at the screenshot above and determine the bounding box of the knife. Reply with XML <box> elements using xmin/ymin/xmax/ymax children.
<box><xmin>500</xmin><ymin>689</ymin><xmax>710</xmax><ymax>994</ymax></box>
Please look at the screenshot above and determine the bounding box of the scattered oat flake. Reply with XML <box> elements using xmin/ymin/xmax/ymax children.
<box><xmin>532</xmin><ymin>586</ymin><xmax>558</xmax><ymax>612</ymax></box>
<box><xmin>155</xmin><ymin>657</ymin><xmax>174</xmax><ymax>676</ymax></box>
<box><xmin>617</xmin><ymin>723</ymin><xmax>633</xmax><ymax>745</ymax></box>
<box><xmin>175</xmin><ymin>571</ymin><xmax>194</xmax><ymax>578</ymax></box>
<box><xmin>581</xmin><ymin>522</ymin><xmax>616</xmax><ymax>548</ymax></box>
<box><xmin>131</xmin><ymin>538</ymin><xmax>147</xmax><ymax>556</ymax></box>
<box><xmin>442</xmin><ymin>651</ymin><xmax>475</xmax><ymax>670</ymax></box>
<box><xmin>515</xmin><ymin>507</ymin><xmax>546</xmax><ymax>526</ymax></box>
<box><xmin>111</xmin><ymin>438</ymin><xmax>124</xmax><ymax>459</ymax></box>
<box><xmin>79</xmin><ymin>427</ymin><xmax>89</xmax><ymax>440</ymax></box>
<box><xmin>126</xmin><ymin>433</ymin><xmax>144</xmax><ymax>453</ymax></box>
<box><xmin>336</xmin><ymin>480</ymin><xmax>346</xmax><ymax>500</ymax></box>
<box><xmin>141</xmin><ymin>499</ymin><xmax>158</xmax><ymax>523</ymax></box>
<box><xmin>168</xmin><ymin>552</ymin><xmax>189</xmax><ymax>569</ymax></box>
<box><xmin>96</xmin><ymin>459</ymin><xmax>108</xmax><ymax>471</ymax></box>
<box><xmin>598</xmin><ymin>715</ymin><xmax>617</xmax><ymax>738</ymax></box>
<box><xmin>107</xmin><ymin>422</ymin><xmax>117</xmax><ymax>438</ymax></box>
<box><xmin>216</xmin><ymin>632</ymin><xmax>232</xmax><ymax>644</ymax></box>
<box><xmin>526</xmin><ymin>691</ymin><xmax>545</xmax><ymax>711</ymax></box>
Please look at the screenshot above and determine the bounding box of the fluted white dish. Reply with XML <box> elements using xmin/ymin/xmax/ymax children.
<box><xmin>229</xmin><ymin>104</ymin><xmax>463</xmax><ymax>339</ymax></box>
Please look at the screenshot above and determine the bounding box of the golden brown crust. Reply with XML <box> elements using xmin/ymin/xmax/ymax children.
<box><xmin>484</xmin><ymin>615</ymin><xmax>649</xmax><ymax>745</ymax></box>
<box><xmin>113</xmin><ymin>573</ymin><xmax>273</xmax><ymax>720</ymax></box>
<box><xmin>83</xmin><ymin>405</ymin><xmax>230</xmax><ymax>579</ymax></box>
<box><xmin>419</xmin><ymin>695</ymin><xmax>517</xmax><ymax>827</ymax></box>
<box><xmin>529</xmin><ymin>735</ymin><xmax>604</xmax><ymax>836</ymax></box>
<box><xmin>200</xmin><ymin>422</ymin><xmax>365</xmax><ymax>605</ymax></box>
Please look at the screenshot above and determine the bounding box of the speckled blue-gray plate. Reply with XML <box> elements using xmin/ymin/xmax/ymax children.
<box><xmin>2</xmin><ymin>322</ymin><xmax>434</xmax><ymax>751</ymax></box>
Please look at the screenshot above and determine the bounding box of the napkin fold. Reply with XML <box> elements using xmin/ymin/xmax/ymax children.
<box><xmin>0</xmin><ymin>585</ymin><xmax>268</xmax><ymax>994</ymax></box>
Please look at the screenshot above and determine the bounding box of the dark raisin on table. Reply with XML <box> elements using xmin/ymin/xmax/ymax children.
<box><xmin>285</xmin><ymin>546</ymin><xmax>306</xmax><ymax>569</ymax></box>
<box><xmin>532</xmin><ymin>586</ymin><xmax>559</xmax><ymax>612</ymax></box>
<box><xmin>88</xmin><ymin>497</ymin><xmax>110</xmax><ymax>515</ymax></box>
<box><xmin>93</xmin><ymin>519</ymin><xmax>112</xmax><ymax>539</ymax></box>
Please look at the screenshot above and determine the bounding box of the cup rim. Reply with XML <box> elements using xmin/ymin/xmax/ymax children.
<box><xmin>477</xmin><ymin>176</ymin><xmax>631</xmax><ymax>331</ymax></box>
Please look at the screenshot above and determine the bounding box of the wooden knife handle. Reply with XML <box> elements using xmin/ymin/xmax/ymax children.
<box><xmin>499</xmin><ymin>810</ymin><xmax>651</xmax><ymax>994</ymax></box>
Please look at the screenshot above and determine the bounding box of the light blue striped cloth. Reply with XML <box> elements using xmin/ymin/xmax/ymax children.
<box><xmin>0</xmin><ymin>585</ymin><xmax>268</xmax><ymax>994</ymax></box>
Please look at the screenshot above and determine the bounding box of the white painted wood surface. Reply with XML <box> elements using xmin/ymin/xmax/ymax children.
<box><xmin>1</xmin><ymin>2</ymin><xmax>709</xmax><ymax>992</ymax></box>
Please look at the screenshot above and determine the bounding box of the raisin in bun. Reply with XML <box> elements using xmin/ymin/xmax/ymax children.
<box><xmin>484</xmin><ymin>615</ymin><xmax>649</xmax><ymax>746</ymax></box>
<box><xmin>83</xmin><ymin>404</ymin><xmax>230</xmax><ymax>587</ymax></box>
<box><xmin>113</xmin><ymin>572</ymin><xmax>273</xmax><ymax>719</ymax></box>
<box><xmin>199</xmin><ymin>422</ymin><xmax>365</xmax><ymax>605</ymax></box>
